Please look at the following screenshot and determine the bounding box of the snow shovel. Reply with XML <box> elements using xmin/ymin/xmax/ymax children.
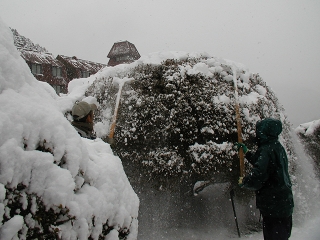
<box><xmin>106</xmin><ymin>77</ymin><xmax>134</xmax><ymax>145</ymax></box>
<box><xmin>106</xmin><ymin>81</ymin><xmax>124</xmax><ymax>145</ymax></box>
<box><xmin>230</xmin><ymin>65</ymin><xmax>244</xmax><ymax>238</ymax></box>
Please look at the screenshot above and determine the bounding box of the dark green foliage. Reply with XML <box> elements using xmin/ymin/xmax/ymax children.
<box><xmin>2</xmin><ymin>140</ymin><xmax>132</xmax><ymax>239</ymax></box>
<box><xmin>4</xmin><ymin>184</ymin><xmax>128</xmax><ymax>240</ymax></box>
<box><xmin>4</xmin><ymin>184</ymin><xmax>72</xmax><ymax>240</ymax></box>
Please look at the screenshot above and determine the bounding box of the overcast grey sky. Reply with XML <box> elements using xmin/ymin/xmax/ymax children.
<box><xmin>0</xmin><ymin>0</ymin><xmax>319</xmax><ymax>127</ymax></box>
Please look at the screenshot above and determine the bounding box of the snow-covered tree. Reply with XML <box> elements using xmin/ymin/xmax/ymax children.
<box><xmin>86</xmin><ymin>52</ymin><xmax>296</xmax><ymax>194</ymax></box>
<box><xmin>11</xmin><ymin>28</ymin><xmax>48</xmax><ymax>53</ymax></box>
<box><xmin>1</xmin><ymin>18</ymin><xmax>138</xmax><ymax>240</ymax></box>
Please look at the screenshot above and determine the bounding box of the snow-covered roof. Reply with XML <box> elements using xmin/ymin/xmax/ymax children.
<box><xmin>107</xmin><ymin>40</ymin><xmax>140</xmax><ymax>58</ymax></box>
<box><xmin>11</xmin><ymin>28</ymin><xmax>61</xmax><ymax>66</ymax></box>
<box><xmin>20</xmin><ymin>49</ymin><xmax>63</xmax><ymax>66</ymax></box>
<box><xmin>57</xmin><ymin>55</ymin><xmax>106</xmax><ymax>73</ymax></box>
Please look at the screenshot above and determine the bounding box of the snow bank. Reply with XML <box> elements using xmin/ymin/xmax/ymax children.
<box><xmin>0</xmin><ymin>18</ymin><xmax>138</xmax><ymax>239</ymax></box>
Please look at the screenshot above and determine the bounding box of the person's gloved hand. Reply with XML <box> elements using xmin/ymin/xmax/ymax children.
<box><xmin>235</xmin><ymin>142</ymin><xmax>249</xmax><ymax>154</ymax></box>
<box><xmin>238</xmin><ymin>177</ymin><xmax>244</xmax><ymax>187</ymax></box>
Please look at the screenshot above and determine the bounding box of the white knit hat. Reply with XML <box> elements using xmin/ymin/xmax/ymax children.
<box><xmin>72</xmin><ymin>101</ymin><xmax>97</xmax><ymax>120</ymax></box>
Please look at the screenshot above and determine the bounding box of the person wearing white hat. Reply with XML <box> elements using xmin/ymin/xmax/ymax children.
<box><xmin>71</xmin><ymin>101</ymin><xmax>97</xmax><ymax>139</ymax></box>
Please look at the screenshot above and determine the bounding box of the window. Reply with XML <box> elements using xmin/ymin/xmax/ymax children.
<box><xmin>52</xmin><ymin>66</ymin><xmax>62</xmax><ymax>78</ymax></box>
<box><xmin>116</xmin><ymin>55</ymin><xmax>130</xmax><ymax>61</ymax></box>
<box><xmin>51</xmin><ymin>85</ymin><xmax>62</xmax><ymax>95</ymax></box>
<box><xmin>31</xmin><ymin>63</ymin><xmax>42</xmax><ymax>75</ymax></box>
<box><xmin>81</xmin><ymin>71</ymin><xmax>90</xmax><ymax>78</ymax></box>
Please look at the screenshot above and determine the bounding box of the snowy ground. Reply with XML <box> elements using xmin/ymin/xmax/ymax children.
<box><xmin>138</xmin><ymin>181</ymin><xmax>320</xmax><ymax>240</ymax></box>
<box><xmin>137</xmin><ymin>211</ymin><xmax>320</xmax><ymax>239</ymax></box>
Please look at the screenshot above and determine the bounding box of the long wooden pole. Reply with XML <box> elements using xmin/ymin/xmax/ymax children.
<box><xmin>108</xmin><ymin>82</ymin><xmax>124</xmax><ymax>140</ymax></box>
<box><xmin>233</xmin><ymin>66</ymin><xmax>245</xmax><ymax>177</ymax></box>
<box><xmin>108</xmin><ymin>77</ymin><xmax>134</xmax><ymax>142</ymax></box>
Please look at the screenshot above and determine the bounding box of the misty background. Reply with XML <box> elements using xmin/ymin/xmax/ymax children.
<box><xmin>0</xmin><ymin>0</ymin><xmax>319</xmax><ymax>127</ymax></box>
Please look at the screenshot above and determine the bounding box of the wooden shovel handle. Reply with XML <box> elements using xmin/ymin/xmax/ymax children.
<box><xmin>235</xmin><ymin>102</ymin><xmax>245</xmax><ymax>177</ymax></box>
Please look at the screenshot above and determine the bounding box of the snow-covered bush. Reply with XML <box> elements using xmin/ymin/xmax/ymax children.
<box><xmin>0</xmin><ymin>19</ymin><xmax>138</xmax><ymax>240</ymax></box>
<box><xmin>86</xmin><ymin>52</ymin><xmax>296</xmax><ymax>192</ymax></box>
<box><xmin>296</xmin><ymin>120</ymin><xmax>320</xmax><ymax>177</ymax></box>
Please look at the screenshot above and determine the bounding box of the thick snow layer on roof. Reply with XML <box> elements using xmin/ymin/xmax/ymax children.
<box><xmin>58</xmin><ymin>55</ymin><xmax>106</xmax><ymax>72</ymax></box>
<box><xmin>20</xmin><ymin>49</ymin><xmax>63</xmax><ymax>66</ymax></box>
<box><xmin>0</xmin><ymin>18</ymin><xmax>138</xmax><ymax>240</ymax></box>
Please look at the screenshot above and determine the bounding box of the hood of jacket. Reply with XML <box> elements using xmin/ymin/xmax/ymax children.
<box><xmin>256</xmin><ymin>118</ymin><xmax>282</xmax><ymax>144</ymax></box>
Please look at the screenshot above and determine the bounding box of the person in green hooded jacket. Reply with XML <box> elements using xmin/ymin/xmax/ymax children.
<box><xmin>237</xmin><ymin>118</ymin><xmax>294</xmax><ymax>240</ymax></box>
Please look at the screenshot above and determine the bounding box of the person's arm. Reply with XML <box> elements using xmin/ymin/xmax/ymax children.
<box><xmin>236</xmin><ymin>142</ymin><xmax>255</xmax><ymax>165</ymax></box>
<box><xmin>242</xmin><ymin>148</ymin><xmax>270</xmax><ymax>190</ymax></box>
<box><xmin>244</xmin><ymin>151</ymin><xmax>255</xmax><ymax>165</ymax></box>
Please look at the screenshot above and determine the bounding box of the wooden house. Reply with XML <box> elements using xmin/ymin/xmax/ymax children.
<box><xmin>20</xmin><ymin>49</ymin><xmax>68</xmax><ymax>94</ymax></box>
<box><xmin>107</xmin><ymin>41</ymin><xmax>141</xmax><ymax>66</ymax></box>
<box><xmin>57</xmin><ymin>55</ymin><xmax>106</xmax><ymax>82</ymax></box>
<box><xmin>12</xmin><ymin>28</ymin><xmax>107</xmax><ymax>94</ymax></box>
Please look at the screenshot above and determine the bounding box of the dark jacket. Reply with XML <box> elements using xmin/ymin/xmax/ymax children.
<box><xmin>72</xmin><ymin>121</ymin><xmax>96</xmax><ymax>139</ymax></box>
<box><xmin>242</xmin><ymin>118</ymin><xmax>294</xmax><ymax>218</ymax></box>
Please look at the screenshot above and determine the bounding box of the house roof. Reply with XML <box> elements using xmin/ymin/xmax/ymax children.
<box><xmin>107</xmin><ymin>41</ymin><xmax>141</xmax><ymax>59</ymax></box>
<box><xmin>20</xmin><ymin>50</ymin><xmax>63</xmax><ymax>67</ymax></box>
<box><xmin>57</xmin><ymin>55</ymin><xmax>106</xmax><ymax>72</ymax></box>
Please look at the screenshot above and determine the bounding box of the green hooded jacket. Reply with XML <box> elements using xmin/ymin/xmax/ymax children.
<box><xmin>242</xmin><ymin>118</ymin><xmax>294</xmax><ymax>218</ymax></box>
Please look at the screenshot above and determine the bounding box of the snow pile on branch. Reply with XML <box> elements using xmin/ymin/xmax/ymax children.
<box><xmin>296</xmin><ymin>119</ymin><xmax>320</xmax><ymax>136</ymax></box>
<box><xmin>83</xmin><ymin>51</ymin><xmax>296</xmax><ymax>192</ymax></box>
<box><xmin>0</xmin><ymin>19</ymin><xmax>138</xmax><ymax>240</ymax></box>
